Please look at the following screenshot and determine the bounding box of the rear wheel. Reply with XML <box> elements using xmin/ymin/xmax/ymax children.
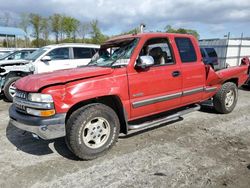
<box><xmin>66</xmin><ymin>103</ymin><xmax>120</xmax><ymax>160</ymax></box>
<box><xmin>213</xmin><ymin>82</ymin><xmax>238</xmax><ymax>114</ymax></box>
<box><xmin>3</xmin><ymin>76</ymin><xmax>21</xmax><ymax>102</ymax></box>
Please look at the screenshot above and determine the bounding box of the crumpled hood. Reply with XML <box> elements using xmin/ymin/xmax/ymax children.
<box><xmin>15</xmin><ymin>67</ymin><xmax>114</xmax><ymax>92</ymax></box>
<box><xmin>0</xmin><ymin>59</ymin><xmax>30</xmax><ymax>66</ymax></box>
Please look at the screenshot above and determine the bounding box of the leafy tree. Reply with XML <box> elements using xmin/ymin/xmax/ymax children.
<box><xmin>29</xmin><ymin>13</ymin><xmax>43</xmax><ymax>47</ymax></box>
<box><xmin>165</xmin><ymin>25</ymin><xmax>200</xmax><ymax>39</ymax></box>
<box><xmin>90</xmin><ymin>20</ymin><xmax>107</xmax><ymax>44</ymax></box>
<box><xmin>19</xmin><ymin>13</ymin><xmax>30</xmax><ymax>46</ymax></box>
<box><xmin>41</xmin><ymin>18</ymin><xmax>50</xmax><ymax>45</ymax></box>
<box><xmin>62</xmin><ymin>16</ymin><xmax>80</xmax><ymax>41</ymax></box>
<box><xmin>78</xmin><ymin>22</ymin><xmax>90</xmax><ymax>42</ymax></box>
<box><xmin>50</xmin><ymin>14</ymin><xmax>62</xmax><ymax>43</ymax></box>
<box><xmin>19</xmin><ymin>13</ymin><xmax>29</xmax><ymax>34</ymax></box>
<box><xmin>120</xmin><ymin>28</ymin><xmax>139</xmax><ymax>35</ymax></box>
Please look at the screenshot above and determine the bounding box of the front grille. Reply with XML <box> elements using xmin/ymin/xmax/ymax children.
<box><xmin>14</xmin><ymin>90</ymin><xmax>28</xmax><ymax>113</ymax></box>
<box><xmin>15</xmin><ymin>90</ymin><xmax>27</xmax><ymax>99</ymax></box>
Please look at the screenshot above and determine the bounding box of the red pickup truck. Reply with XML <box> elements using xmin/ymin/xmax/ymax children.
<box><xmin>9</xmin><ymin>33</ymin><xmax>250</xmax><ymax>160</ymax></box>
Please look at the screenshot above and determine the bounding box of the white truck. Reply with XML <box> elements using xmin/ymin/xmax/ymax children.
<box><xmin>0</xmin><ymin>43</ymin><xmax>100</xmax><ymax>101</ymax></box>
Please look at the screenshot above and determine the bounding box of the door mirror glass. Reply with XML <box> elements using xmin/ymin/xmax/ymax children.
<box><xmin>41</xmin><ymin>55</ymin><xmax>52</xmax><ymax>62</ymax></box>
<box><xmin>135</xmin><ymin>56</ymin><xmax>154</xmax><ymax>70</ymax></box>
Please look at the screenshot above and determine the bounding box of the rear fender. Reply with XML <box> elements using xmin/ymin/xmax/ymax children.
<box><xmin>206</xmin><ymin>58</ymin><xmax>249</xmax><ymax>87</ymax></box>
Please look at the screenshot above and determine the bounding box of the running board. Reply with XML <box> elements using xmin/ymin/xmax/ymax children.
<box><xmin>128</xmin><ymin>104</ymin><xmax>200</xmax><ymax>130</ymax></box>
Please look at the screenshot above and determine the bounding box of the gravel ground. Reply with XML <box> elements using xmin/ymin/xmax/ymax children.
<box><xmin>0</xmin><ymin>88</ymin><xmax>250</xmax><ymax>188</ymax></box>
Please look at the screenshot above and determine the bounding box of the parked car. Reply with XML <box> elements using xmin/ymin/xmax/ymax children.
<box><xmin>9</xmin><ymin>33</ymin><xmax>249</xmax><ymax>160</ymax></box>
<box><xmin>0</xmin><ymin>43</ymin><xmax>100</xmax><ymax>101</ymax></box>
<box><xmin>200</xmin><ymin>47</ymin><xmax>218</xmax><ymax>69</ymax></box>
<box><xmin>0</xmin><ymin>48</ymin><xmax>37</xmax><ymax>61</ymax></box>
<box><xmin>0</xmin><ymin>49</ymin><xmax>13</xmax><ymax>58</ymax></box>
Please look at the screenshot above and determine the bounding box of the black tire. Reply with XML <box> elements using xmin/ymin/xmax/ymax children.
<box><xmin>213</xmin><ymin>82</ymin><xmax>238</xmax><ymax>114</ymax></box>
<box><xmin>3</xmin><ymin>76</ymin><xmax>21</xmax><ymax>102</ymax></box>
<box><xmin>66</xmin><ymin>103</ymin><xmax>120</xmax><ymax>160</ymax></box>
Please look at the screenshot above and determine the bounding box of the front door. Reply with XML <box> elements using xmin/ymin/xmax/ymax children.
<box><xmin>36</xmin><ymin>47</ymin><xmax>71</xmax><ymax>73</ymax></box>
<box><xmin>128</xmin><ymin>37</ymin><xmax>182</xmax><ymax>119</ymax></box>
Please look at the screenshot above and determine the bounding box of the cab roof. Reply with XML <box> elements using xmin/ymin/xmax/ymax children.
<box><xmin>106</xmin><ymin>32</ymin><xmax>193</xmax><ymax>43</ymax></box>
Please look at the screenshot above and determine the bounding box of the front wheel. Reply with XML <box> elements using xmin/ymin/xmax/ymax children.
<box><xmin>213</xmin><ymin>82</ymin><xmax>238</xmax><ymax>114</ymax></box>
<box><xmin>3</xmin><ymin>76</ymin><xmax>21</xmax><ymax>102</ymax></box>
<box><xmin>66</xmin><ymin>103</ymin><xmax>120</xmax><ymax>160</ymax></box>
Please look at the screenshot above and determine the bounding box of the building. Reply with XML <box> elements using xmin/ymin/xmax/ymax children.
<box><xmin>199</xmin><ymin>37</ymin><xmax>250</xmax><ymax>69</ymax></box>
<box><xmin>0</xmin><ymin>26</ymin><xmax>26</xmax><ymax>48</ymax></box>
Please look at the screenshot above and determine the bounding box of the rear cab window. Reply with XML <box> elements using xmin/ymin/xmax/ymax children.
<box><xmin>175</xmin><ymin>38</ymin><xmax>197</xmax><ymax>63</ymax></box>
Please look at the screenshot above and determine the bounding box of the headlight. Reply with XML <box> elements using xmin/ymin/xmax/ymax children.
<box><xmin>26</xmin><ymin>108</ymin><xmax>55</xmax><ymax>117</ymax></box>
<box><xmin>28</xmin><ymin>93</ymin><xmax>53</xmax><ymax>103</ymax></box>
<box><xmin>28</xmin><ymin>64</ymin><xmax>35</xmax><ymax>72</ymax></box>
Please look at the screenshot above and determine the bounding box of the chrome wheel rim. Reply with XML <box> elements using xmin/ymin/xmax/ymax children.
<box><xmin>9</xmin><ymin>82</ymin><xmax>16</xmax><ymax>97</ymax></box>
<box><xmin>225</xmin><ymin>90</ymin><xmax>235</xmax><ymax>108</ymax></box>
<box><xmin>82</xmin><ymin>117</ymin><xmax>111</xmax><ymax>149</ymax></box>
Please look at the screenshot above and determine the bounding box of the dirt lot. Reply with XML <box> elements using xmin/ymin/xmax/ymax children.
<box><xmin>0</xmin><ymin>88</ymin><xmax>250</xmax><ymax>188</ymax></box>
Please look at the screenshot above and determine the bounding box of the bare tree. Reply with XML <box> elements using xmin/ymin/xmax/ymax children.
<box><xmin>4</xmin><ymin>12</ymin><xmax>11</xmax><ymax>26</ymax></box>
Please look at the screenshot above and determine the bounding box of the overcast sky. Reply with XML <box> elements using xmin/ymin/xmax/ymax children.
<box><xmin>0</xmin><ymin>0</ymin><xmax>250</xmax><ymax>39</ymax></box>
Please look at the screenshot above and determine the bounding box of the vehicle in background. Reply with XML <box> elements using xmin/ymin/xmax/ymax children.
<box><xmin>0</xmin><ymin>49</ymin><xmax>13</xmax><ymax>58</ymax></box>
<box><xmin>0</xmin><ymin>49</ymin><xmax>37</xmax><ymax>61</ymax></box>
<box><xmin>200</xmin><ymin>47</ymin><xmax>218</xmax><ymax>69</ymax></box>
<box><xmin>9</xmin><ymin>33</ymin><xmax>250</xmax><ymax>160</ymax></box>
<box><xmin>0</xmin><ymin>43</ymin><xmax>100</xmax><ymax>101</ymax></box>
<box><xmin>200</xmin><ymin>38</ymin><xmax>250</xmax><ymax>69</ymax></box>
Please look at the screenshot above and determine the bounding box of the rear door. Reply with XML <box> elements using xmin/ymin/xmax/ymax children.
<box><xmin>128</xmin><ymin>37</ymin><xmax>182</xmax><ymax>119</ymax></box>
<box><xmin>175</xmin><ymin>37</ymin><xmax>206</xmax><ymax>105</ymax></box>
<box><xmin>71</xmin><ymin>47</ymin><xmax>97</xmax><ymax>67</ymax></box>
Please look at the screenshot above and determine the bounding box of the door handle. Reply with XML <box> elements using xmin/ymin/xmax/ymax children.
<box><xmin>172</xmin><ymin>71</ymin><xmax>181</xmax><ymax>77</ymax></box>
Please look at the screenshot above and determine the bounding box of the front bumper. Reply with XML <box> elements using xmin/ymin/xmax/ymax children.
<box><xmin>9</xmin><ymin>104</ymin><xmax>66</xmax><ymax>140</ymax></box>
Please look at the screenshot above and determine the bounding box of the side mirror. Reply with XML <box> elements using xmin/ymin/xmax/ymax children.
<box><xmin>41</xmin><ymin>56</ymin><xmax>51</xmax><ymax>62</ymax></box>
<box><xmin>135</xmin><ymin>56</ymin><xmax>154</xmax><ymax>70</ymax></box>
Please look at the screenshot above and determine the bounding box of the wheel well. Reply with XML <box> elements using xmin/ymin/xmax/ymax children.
<box><xmin>65</xmin><ymin>95</ymin><xmax>128</xmax><ymax>134</ymax></box>
<box><xmin>5</xmin><ymin>71</ymin><xmax>29</xmax><ymax>81</ymax></box>
<box><xmin>224</xmin><ymin>78</ymin><xmax>238</xmax><ymax>87</ymax></box>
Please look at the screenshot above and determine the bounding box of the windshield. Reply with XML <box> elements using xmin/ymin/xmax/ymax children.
<box><xmin>0</xmin><ymin>51</ymin><xmax>14</xmax><ymax>60</ymax></box>
<box><xmin>88</xmin><ymin>38</ymin><xmax>138</xmax><ymax>67</ymax></box>
<box><xmin>25</xmin><ymin>47</ymin><xmax>48</xmax><ymax>61</ymax></box>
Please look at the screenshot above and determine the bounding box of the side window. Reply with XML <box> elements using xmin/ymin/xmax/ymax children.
<box><xmin>20</xmin><ymin>52</ymin><xmax>29</xmax><ymax>59</ymax></box>
<box><xmin>73</xmin><ymin>47</ymin><xmax>93</xmax><ymax>59</ymax></box>
<box><xmin>175</xmin><ymin>38</ymin><xmax>197</xmax><ymax>63</ymax></box>
<box><xmin>91</xmin><ymin>48</ymin><xmax>98</xmax><ymax>55</ymax></box>
<box><xmin>200</xmin><ymin>48</ymin><xmax>206</xmax><ymax>58</ymax></box>
<box><xmin>12</xmin><ymin>52</ymin><xmax>22</xmax><ymax>60</ymax></box>
<box><xmin>140</xmin><ymin>38</ymin><xmax>174</xmax><ymax>66</ymax></box>
<box><xmin>205</xmin><ymin>48</ymin><xmax>217</xmax><ymax>57</ymax></box>
<box><xmin>47</xmin><ymin>48</ymin><xmax>69</xmax><ymax>60</ymax></box>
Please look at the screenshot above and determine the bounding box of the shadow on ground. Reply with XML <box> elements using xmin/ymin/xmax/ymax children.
<box><xmin>0</xmin><ymin>94</ymin><xmax>10</xmax><ymax>102</ymax></box>
<box><xmin>6</xmin><ymin>122</ymin><xmax>80</xmax><ymax>161</ymax></box>
<box><xmin>5</xmin><ymin>101</ymin><xmax>220</xmax><ymax>160</ymax></box>
<box><xmin>239</xmin><ymin>86</ymin><xmax>250</xmax><ymax>91</ymax></box>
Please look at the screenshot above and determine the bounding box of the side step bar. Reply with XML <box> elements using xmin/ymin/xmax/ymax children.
<box><xmin>128</xmin><ymin>104</ymin><xmax>200</xmax><ymax>130</ymax></box>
